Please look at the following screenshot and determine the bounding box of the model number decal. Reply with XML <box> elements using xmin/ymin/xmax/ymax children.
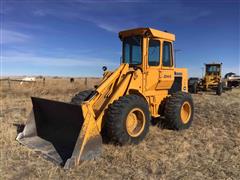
<box><xmin>174</xmin><ymin>72</ymin><xmax>182</xmax><ymax>76</ymax></box>
<box><xmin>164</xmin><ymin>75</ymin><xmax>171</xmax><ymax>78</ymax></box>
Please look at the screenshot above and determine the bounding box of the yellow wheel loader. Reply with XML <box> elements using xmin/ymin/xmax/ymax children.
<box><xmin>17</xmin><ymin>28</ymin><xmax>194</xmax><ymax>169</ymax></box>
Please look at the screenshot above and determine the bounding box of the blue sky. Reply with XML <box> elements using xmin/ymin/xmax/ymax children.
<box><xmin>1</xmin><ymin>0</ymin><xmax>239</xmax><ymax>77</ymax></box>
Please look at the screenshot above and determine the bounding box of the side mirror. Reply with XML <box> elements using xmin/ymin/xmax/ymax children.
<box><xmin>102</xmin><ymin>66</ymin><xmax>107</xmax><ymax>72</ymax></box>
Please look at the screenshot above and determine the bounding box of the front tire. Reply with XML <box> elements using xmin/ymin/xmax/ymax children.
<box><xmin>164</xmin><ymin>92</ymin><xmax>194</xmax><ymax>130</ymax></box>
<box><xmin>216</xmin><ymin>83</ymin><xmax>223</xmax><ymax>96</ymax></box>
<box><xmin>104</xmin><ymin>94</ymin><xmax>150</xmax><ymax>145</ymax></box>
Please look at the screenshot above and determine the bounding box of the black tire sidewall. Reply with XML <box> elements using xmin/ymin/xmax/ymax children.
<box><xmin>122</xmin><ymin>98</ymin><xmax>150</xmax><ymax>144</ymax></box>
<box><xmin>193</xmin><ymin>82</ymin><xmax>198</xmax><ymax>94</ymax></box>
<box><xmin>176</xmin><ymin>94</ymin><xmax>194</xmax><ymax>129</ymax></box>
<box><xmin>70</xmin><ymin>90</ymin><xmax>93</xmax><ymax>105</ymax></box>
<box><xmin>105</xmin><ymin>95</ymin><xmax>150</xmax><ymax>145</ymax></box>
<box><xmin>165</xmin><ymin>92</ymin><xmax>194</xmax><ymax>130</ymax></box>
<box><xmin>216</xmin><ymin>83</ymin><xmax>223</xmax><ymax>95</ymax></box>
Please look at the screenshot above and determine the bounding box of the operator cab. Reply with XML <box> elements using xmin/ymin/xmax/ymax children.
<box><xmin>205</xmin><ymin>63</ymin><xmax>222</xmax><ymax>76</ymax></box>
<box><xmin>119</xmin><ymin>28</ymin><xmax>187</xmax><ymax>93</ymax></box>
<box><xmin>119</xmin><ymin>28</ymin><xmax>175</xmax><ymax>69</ymax></box>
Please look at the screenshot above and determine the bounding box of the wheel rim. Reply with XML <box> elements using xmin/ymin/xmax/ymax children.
<box><xmin>180</xmin><ymin>101</ymin><xmax>191</xmax><ymax>124</ymax></box>
<box><xmin>126</xmin><ymin>108</ymin><xmax>146</xmax><ymax>137</ymax></box>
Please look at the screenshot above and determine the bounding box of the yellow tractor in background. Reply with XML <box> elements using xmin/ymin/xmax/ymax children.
<box><xmin>17</xmin><ymin>28</ymin><xmax>194</xmax><ymax>169</ymax></box>
<box><xmin>189</xmin><ymin>63</ymin><xmax>223</xmax><ymax>95</ymax></box>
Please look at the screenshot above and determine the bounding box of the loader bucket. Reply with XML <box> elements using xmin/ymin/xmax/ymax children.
<box><xmin>16</xmin><ymin>97</ymin><xmax>102</xmax><ymax>169</ymax></box>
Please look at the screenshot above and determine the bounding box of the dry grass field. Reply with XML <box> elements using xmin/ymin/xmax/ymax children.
<box><xmin>0</xmin><ymin>77</ymin><xmax>240</xmax><ymax>179</ymax></box>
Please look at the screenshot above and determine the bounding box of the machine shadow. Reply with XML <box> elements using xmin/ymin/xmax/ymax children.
<box><xmin>151</xmin><ymin>117</ymin><xmax>173</xmax><ymax>130</ymax></box>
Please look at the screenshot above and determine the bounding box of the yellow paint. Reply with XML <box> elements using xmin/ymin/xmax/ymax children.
<box><xmin>119</xmin><ymin>28</ymin><xmax>175</xmax><ymax>41</ymax></box>
<box><xmin>126</xmin><ymin>108</ymin><xmax>146</xmax><ymax>137</ymax></box>
<box><xmin>180</xmin><ymin>101</ymin><xmax>191</xmax><ymax>124</ymax></box>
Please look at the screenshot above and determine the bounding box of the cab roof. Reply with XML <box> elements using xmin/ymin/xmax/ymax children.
<box><xmin>205</xmin><ymin>63</ymin><xmax>222</xmax><ymax>66</ymax></box>
<box><xmin>119</xmin><ymin>28</ymin><xmax>175</xmax><ymax>41</ymax></box>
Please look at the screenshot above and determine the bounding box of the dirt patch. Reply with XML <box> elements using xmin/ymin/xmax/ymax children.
<box><xmin>1</xmin><ymin>78</ymin><xmax>240</xmax><ymax>179</ymax></box>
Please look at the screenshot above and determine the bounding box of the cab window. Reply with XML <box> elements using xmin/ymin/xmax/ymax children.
<box><xmin>123</xmin><ymin>36</ymin><xmax>142</xmax><ymax>65</ymax></box>
<box><xmin>162</xmin><ymin>41</ymin><xmax>173</xmax><ymax>67</ymax></box>
<box><xmin>148</xmin><ymin>39</ymin><xmax>160</xmax><ymax>66</ymax></box>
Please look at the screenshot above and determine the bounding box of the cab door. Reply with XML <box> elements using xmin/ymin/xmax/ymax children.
<box><xmin>156</xmin><ymin>41</ymin><xmax>175</xmax><ymax>90</ymax></box>
<box><xmin>145</xmin><ymin>38</ymin><xmax>161</xmax><ymax>91</ymax></box>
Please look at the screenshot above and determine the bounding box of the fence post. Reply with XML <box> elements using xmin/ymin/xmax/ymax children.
<box><xmin>43</xmin><ymin>78</ymin><xmax>45</xmax><ymax>86</ymax></box>
<box><xmin>8</xmin><ymin>77</ymin><xmax>11</xmax><ymax>89</ymax></box>
<box><xmin>84</xmin><ymin>77</ymin><xmax>88</xmax><ymax>88</ymax></box>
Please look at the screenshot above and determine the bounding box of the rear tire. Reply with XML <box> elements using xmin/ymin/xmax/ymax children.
<box><xmin>104</xmin><ymin>94</ymin><xmax>150</xmax><ymax>145</ymax></box>
<box><xmin>227</xmin><ymin>81</ymin><xmax>232</xmax><ymax>88</ymax></box>
<box><xmin>70</xmin><ymin>90</ymin><xmax>93</xmax><ymax>105</ymax></box>
<box><xmin>216</xmin><ymin>83</ymin><xmax>223</xmax><ymax>96</ymax></box>
<box><xmin>191</xmin><ymin>81</ymin><xmax>198</xmax><ymax>94</ymax></box>
<box><xmin>164</xmin><ymin>92</ymin><xmax>194</xmax><ymax>130</ymax></box>
<box><xmin>189</xmin><ymin>81</ymin><xmax>198</xmax><ymax>94</ymax></box>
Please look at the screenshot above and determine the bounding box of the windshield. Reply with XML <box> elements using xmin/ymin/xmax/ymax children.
<box><xmin>122</xmin><ymin>36</ymin><xmax>142</xmax><ymax>65</ymax></box>
<box><xmin>206</xmin><ymin>65</ymin><xmax>221</xmax><ymax>74</ymax></box>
